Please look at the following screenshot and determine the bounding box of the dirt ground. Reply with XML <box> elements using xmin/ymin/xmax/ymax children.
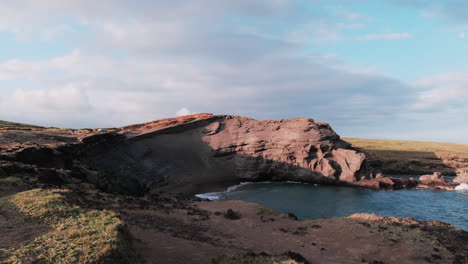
<box><xmin>117</xmin><ymin>199</ymin><xmax>467</xmax><ymax>264</ymax></box>
<box><xmin>1</xmin><ymin>123</ymin><xmax>467</xmax><ymax>264</ymax></box>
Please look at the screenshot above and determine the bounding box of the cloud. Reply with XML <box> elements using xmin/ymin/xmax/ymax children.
<box><xmin>0</xmin><ymin>46</ymin><xmax>413</xmax><ymax>128</ymax></box>
<box><xmin>385</xmin><ymin>0</ymin><xmax>468</xmax><ymax>27</ymax></box>
<box><xmin>357</xmin><ymin>32</ymin><xmax>412</xmax><ymax>40</ymax></box>
<box><xmin>0</xmin><ymin>0</ymin><xmax>465</xmax><ymax>143</ymax></box>
<box><xmin>176</xmin><ymin>108</ymin><xmax>192</xmax><ymax>117</ymax></box>
<box><xmin>460</xmin><ymin>32</ymin><xmax>465</xmax><ymax>39</ymax></box>
<box><xmin>11</xmin><ymin>85</ymin><xmax>91</xmax><ymax>111</ymax></box>
<box><xmin>0</xmin><ymin>1</ymin><xmax>414</xmax><ymax>130</ymax></box>
<box><xmin>412</xmin><ymin>72</ymin><xmax>468</xmax><ymax>110</ymax></box>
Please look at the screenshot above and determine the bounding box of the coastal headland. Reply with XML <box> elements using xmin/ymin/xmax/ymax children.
<box><xmin>0</xmin><ymin>115</ymin><xmax>467</xmax><ymax>264</ymax></box>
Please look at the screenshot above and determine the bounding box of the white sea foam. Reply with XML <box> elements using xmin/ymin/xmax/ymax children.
<box><xmin>194</xmin><ymin>192</ymin><xmax>224</xmax><ymax>200</ymax></box>
<box><xmin>455</xmin><ymin>183</ymin><xmax>468</xmax><ymax>191</ymax></box>
<box><xmin>195</xmin><ymin>182</ymin><xmax>258</xmax><ymax>200</ymax></box>
<box><xmin>195</xmin><ymin>181</ymin><xmax>313</xmax><ymax>200</ymax></box>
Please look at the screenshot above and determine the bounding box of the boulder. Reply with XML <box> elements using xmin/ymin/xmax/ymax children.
<box><xmin>418</xmin><ymin>172</ymin><xmax>457</xmax><ymax>190</ymax></box>
<box><xmin>419</xmin><ymin>172</ymin><xmax>446</xmax><ymax>183</ymax></box>
<box><xmin>454</xmin><ymin>168</ymin><xmax>468</xmax><ymax>184</ymax></box>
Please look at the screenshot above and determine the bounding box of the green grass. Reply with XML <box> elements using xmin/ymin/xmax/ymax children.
<box><xmin>0</xmin><ymin>189</ymin><xmax>133</xmax><ymax>264</ymax></box>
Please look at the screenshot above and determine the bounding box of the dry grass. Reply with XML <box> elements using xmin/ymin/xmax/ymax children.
<box><xmin>212</xmin><ymin>254</ymin><xmax>303</xmax><ymax>264</ymax></box>
<box><xmin>0</xmin><ymin>121</ymin><xmax>44</xmax><ymax>130</ymax></box>
<box><xmin>0</xmin><ymin>120</ymin><xmax>119</xmax><ymax>134</ymax></box>
<box><xmin>0</xmin><ymin>189</ymin><xmax>133</xmax><ymax>264</ymax></box>
<box><xmin>343</xmin><ymin>138</ymin><xmax>468</xmax><ymax>175</ymax></box>
<box><xmin>343</xmin><ymin>138</ymin><xmax>468</xmax><ymax>155</ymax></box>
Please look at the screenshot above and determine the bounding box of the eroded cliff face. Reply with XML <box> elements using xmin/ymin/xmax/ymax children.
<box><xmin>454</xmin><ymin>168</ymin><xmax>468</xmax><ymax>184</ymax></box>
<box><xmin>84</xmin><ymin>114</ymin><xmax>372</xmax><ymax>195</ymax></box>
<box><xmin>201</xmin><ymin>115</ymin><xmax>368</xmax><ymax>183</ymax></box>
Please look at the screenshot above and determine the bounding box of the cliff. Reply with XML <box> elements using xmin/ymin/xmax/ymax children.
<box><xmin>84</xmin><ymin>114</ymin><xmax>373</xmax><ymax>195</ymax></box>
<box><xmin>1</xmin><ymin>116</ymin><xmax>467</xmax><ymax>264</ymax></box>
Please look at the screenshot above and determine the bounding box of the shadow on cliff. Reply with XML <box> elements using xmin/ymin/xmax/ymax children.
<box><xmin>359</xmin><ymin>149</ymin><xmax>457</xmax><ymax>175</ymax></box>
<box><xmin>77</xmin><ymin>121</ymin><xmax>369</xmax><ymax>197</ymax></box>
<box><xmin>5</xmin><ymin>116</ymin><xmax>370</xmax><ymax>197</ymax></box>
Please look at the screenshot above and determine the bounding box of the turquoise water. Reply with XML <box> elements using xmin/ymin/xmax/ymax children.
<box><xmin>202</xmin><ymin>182</ymin><xmax>468</xmax><ymax>230</ymax></box>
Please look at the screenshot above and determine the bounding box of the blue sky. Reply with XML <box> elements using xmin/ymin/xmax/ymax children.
<box><xmin>0</xmin><ymin>0</ymin><xmax>467</xmax><ymax>143</ymax></box>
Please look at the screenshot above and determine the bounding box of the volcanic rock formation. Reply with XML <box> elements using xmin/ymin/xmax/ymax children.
<box><xmin>454</xmin><ymin>168</ymin><xmax>468</xmax><ymax>184</ymax></box>
<box><xmin>84</xmin><ymin>114</ymin><xmax>373</xmax><ymax>195</ymax></box>
<box><xmin>419</xmin><ymin>172</ymin><xmax>446</xmax><ymax>183</ymax></box>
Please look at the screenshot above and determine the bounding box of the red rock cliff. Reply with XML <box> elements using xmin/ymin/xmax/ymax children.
<box><xmin>86</xmin><ymin>114</ymin><xmax>372</xmax><ymax>195</ymax></box>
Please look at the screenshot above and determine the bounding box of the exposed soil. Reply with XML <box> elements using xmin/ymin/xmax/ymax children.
<box><xmin>65</xmin><ymin>185</ymin><xmax>468</xmax><ymax>264</ymax></box>
<box><xmin>0</xmin><ymin>206</ymin><xmax>50</xmax><ymax>250</ymax></box>
<box><xmin>1</xmin><ymin>118</ymin><xmax>467</xmax><ymax>264</ymax></box>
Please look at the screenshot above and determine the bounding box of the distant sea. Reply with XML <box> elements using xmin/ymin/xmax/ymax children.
<box><xmin>197</xmin><ymin>181</ymin><xmax>468</xmax><ymax>231</ymax></box>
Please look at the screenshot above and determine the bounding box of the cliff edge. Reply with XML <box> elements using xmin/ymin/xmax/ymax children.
<box><xmin>85</xmin><ymin>114</ymin><xmax>373</xmax><ymax>195</ymax></box>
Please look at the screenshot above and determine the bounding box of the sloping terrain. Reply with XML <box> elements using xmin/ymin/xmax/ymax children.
<box><xmin>0</xmin><ymin>189</ymin><xmax>133</xmax><ymax>264</ymax></box>
<box><xmin>0</xmin><ymin>120</ymin><xmax>44</xmax><ymax>130</ymax></box>
<box><xmin>344</xmin><ymin>138</ymin><xmax>468</xmax><ymax>175</ymax></box>
<box><xmin>0</xmin><ymin>116</ymin><xmax>467</xmax><ymax>263</ymax></box>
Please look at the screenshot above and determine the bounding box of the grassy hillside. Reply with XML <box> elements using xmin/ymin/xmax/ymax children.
<box><xmin>0</xmin><ymin>120</ymin><xmax>44</xmax><ymax>130</ymax></box>
<box><xmin>343</xmin><ymin>138</ymin><xmax>468</xmax><ymax>175</ymax></box>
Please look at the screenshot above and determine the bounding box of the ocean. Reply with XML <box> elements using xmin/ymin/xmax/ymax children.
<box><xmin>197</xmin><ymin>181</ymin><xmax>468</xmax><ymax>230</ymax></box>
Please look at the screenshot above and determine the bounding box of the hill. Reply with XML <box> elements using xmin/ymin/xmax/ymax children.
<box><xmin>343</xmin><ymin>138</ymin><xmax>468</xmax><ymax>175</ymax></box>
<box><xmin>0</xmin><ymin>120</ymin><xmax>44</xmax><ymax>130</ymax></box>
<box><xmin>0</xmin><ymin>116</ymin><xmax>467</xmax><ymax>263</ymax></box>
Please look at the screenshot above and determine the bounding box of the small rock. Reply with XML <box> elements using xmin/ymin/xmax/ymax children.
<box><xmin>284</xmin><ymin>251</ymin><xmax>309</xmax><ymax>264</ymax></box>
<box><xmin>287</xmin><ymin>213</ymin><xmax>299</xmax><ymax>220</ymax></box>
<box><xmin>223</xmin><ymin>209</ymin><xmax>241</xmax><ymax>220</ymax></box>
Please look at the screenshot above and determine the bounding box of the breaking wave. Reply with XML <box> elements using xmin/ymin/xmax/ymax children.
<box><xmin>195</xmin><ymin>181</ymin><xmax>315</xmax><ymax>200</ymax></box>
<box><xmin>455</xmin><ymin>183</ymin><xmax>468</xmax><ymax>191</ymax></box>
<box><xmin>195</xmin><ymin>182</ymin><xmax>264</xmax><ymax>200</ymax></box>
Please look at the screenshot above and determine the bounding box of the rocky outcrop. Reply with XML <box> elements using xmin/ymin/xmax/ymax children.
<box><xmin>419</xmin><ymin>172</ymin><xmax>446</xmax><ymax>183</ymax></box>
<box><xmin>356</xmin><ymin>177</ymin><xmax>419</xmax><ymax>190</ymax></box>
<box><xmin>83</xmin><ymin>114</ymin><xmax>374</xmax><ymax>195</ymax></box>
<box><xmin>418</xmin><ymin>172</ymin><xmax>458</xmax><ymax>190</ymax></box>
<box><xmin>454</xmin><ymin>168</ymin><xmax>468</xmax><ymax>184</ymax></box>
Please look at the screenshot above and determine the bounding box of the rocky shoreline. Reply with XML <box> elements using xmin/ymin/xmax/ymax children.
<box><xmin>1</xmin><ymin>115</ymin><xmax>467</xmax><ymax>263</ymax></box>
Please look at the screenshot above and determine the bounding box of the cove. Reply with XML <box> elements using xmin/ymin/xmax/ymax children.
<box><xmin>198</xmin><ymin>182</ymin><xmax>468</xmax><ymax>231</ymax></box>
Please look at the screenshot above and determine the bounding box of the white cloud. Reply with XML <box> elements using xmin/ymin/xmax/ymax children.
<box><xmin>412</xmin><ymin>72</ymin><xmax>468</xmax><ymax>109</ymax></box>
<box><xmin>11</xmin><ymin>85</ymin><xmax>91</xmax><ymax>111</ymax></box>
<box><xmin>0</xmin><ymin>0</ymin><xmax>465</xmax><ymax>143</ymax></box>
<box><xmin>0</xmin><ymin>47</ymin><xmax>412</xmax><ymax>128</ymax></box>
<box><xmin>176</xmin><ymin>108</ymin><xmax>192</xmax><ymax>117</ymax></box>
<box><xmin>357</xmin><ymin>32</ymin><xmax>413</xmax><ymax>40</ymax></box>
<box><xmin>460</xmin><ymin>32</ymin><xmax>465</xmax><ymax>39</ymax></box>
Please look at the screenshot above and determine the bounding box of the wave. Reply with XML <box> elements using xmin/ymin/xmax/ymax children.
<box><xmin>455</xmin><ymin>183</ymin><xmax>468</xmax><ymax>191</ymax></box>
<box><xmin>195</xmin><ymin>182</ymin><xmax>259</xmax><ymax>200</ymax></box>
<box><xmin>195</xmin><ymin>181</ymin><xmax>315</xmax><ymax>200</ymax></box>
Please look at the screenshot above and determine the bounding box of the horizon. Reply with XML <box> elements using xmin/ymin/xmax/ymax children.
<box><xmin>1</xmin><ymin>1</ymin><xmax>467</xmax><ymax>143</ymax></box>
<box><xmin>2</xmin><ymin>115</ymin><xmax>468</xmax><ymax>145</ymax></box>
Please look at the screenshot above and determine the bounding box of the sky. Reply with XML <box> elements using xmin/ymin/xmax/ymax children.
<box><xmin>0</xmin><ymin>0</ymin><xmax>467</xmax><ymax>143</ymax></box>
